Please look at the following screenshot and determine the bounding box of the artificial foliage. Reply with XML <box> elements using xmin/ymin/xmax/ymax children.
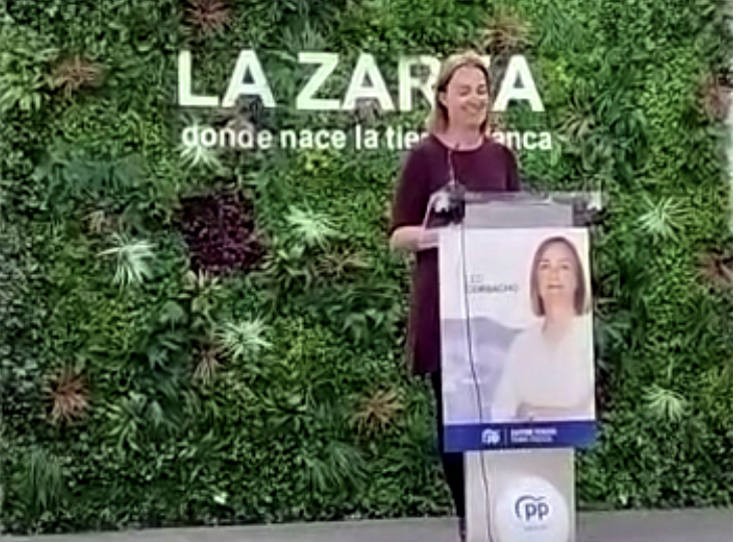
<box><xmin>0</xmin><ymin>0</ymin><xmax>731</xmax><ymax>534</ymax></box>
<box><xmin>178</xmin><ymin>191</ymin><xmax>264</xmax><ymax>274</ymax></box>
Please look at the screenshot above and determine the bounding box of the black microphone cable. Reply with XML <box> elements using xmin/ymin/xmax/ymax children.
<box><xmin>447</xmin><ymin>147</ymin><xmax>496</xmax><ymax>542</ymax></box>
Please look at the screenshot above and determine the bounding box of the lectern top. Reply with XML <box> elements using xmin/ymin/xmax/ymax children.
<box><xmin>424</xmin><ymin>189</ymin><xmax>603</xmax><ymax>230</ymax></box>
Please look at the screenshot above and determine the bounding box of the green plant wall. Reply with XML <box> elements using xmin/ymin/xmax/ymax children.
<box><xmin>0</xmin><ymin>0</ymin><xmax>731</xmax><ymax>534</ymax></box>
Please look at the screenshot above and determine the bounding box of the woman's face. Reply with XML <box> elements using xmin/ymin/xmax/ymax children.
<box><xmin>536</xmin><ymin>242</ymin><xmax>579</xmax><ymax>313</ymax></box>
<box><xmin>439</xmin><ymin>65</ymin><xmax>489</xmax><ymax>132</ymax></box>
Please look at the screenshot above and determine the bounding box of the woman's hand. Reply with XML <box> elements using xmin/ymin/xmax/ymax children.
<box><xmin>389</xmin><ymin>225</ymin><xmax>438</xmax><ymax>252</ymax></box>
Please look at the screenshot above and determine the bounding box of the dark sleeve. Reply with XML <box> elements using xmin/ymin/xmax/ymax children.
<box><xmin>389</xmin><ymin>147</ymin><xmax>429</xmax><ymax>235</ymax></box>
<box><xmin>504</xmin><ymin>147</ymin><xmax>521</xmax><ymax>191</ymax></box>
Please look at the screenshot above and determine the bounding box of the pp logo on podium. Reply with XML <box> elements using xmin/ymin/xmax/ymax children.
<box><xmin>481</xmin><ymin>428</ymin><xmax>501</xmax><ymax>446</ymax></box>
<box><xmin>495</xmin><ymin>476</ymin><xmax>569</xmax><ymax>542</ymax></box>
<box><xmin>515</xmin><ymin>495</ymin><xmax>550</xmax><ymax>523</ymax></box>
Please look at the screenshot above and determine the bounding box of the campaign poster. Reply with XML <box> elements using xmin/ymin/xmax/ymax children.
<box><xmin>439</xmin><ymin>227</ymin><xmax>596</xmax><ymax>451</ymax></box>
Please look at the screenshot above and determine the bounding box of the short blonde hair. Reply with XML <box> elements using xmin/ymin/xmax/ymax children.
<box><xmin>426</xmin><ymin>50</ymin><xmax>492</xmax><ymax>135</ymax></box>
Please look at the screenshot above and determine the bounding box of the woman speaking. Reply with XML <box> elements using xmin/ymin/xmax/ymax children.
<box><xmin>389</xmin><ymin>50</ymin><xmax>520</xmax><ymax>541</ymax></box>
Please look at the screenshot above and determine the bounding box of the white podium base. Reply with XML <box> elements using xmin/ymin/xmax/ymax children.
<box><xmin>464</xmin><ymin>448</ymin><xmax>575</xmax><ymax>542</ymax></box>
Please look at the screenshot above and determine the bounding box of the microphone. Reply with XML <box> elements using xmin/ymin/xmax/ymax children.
<box><xmin>430</xmin><ymin>143</ymin><xmax>465</xmax><ymax>222</ymax></box>
<box><xmin>446</xmin><ymin>143</ymin><xmax>465</xmax><ymax>224</ymax></box>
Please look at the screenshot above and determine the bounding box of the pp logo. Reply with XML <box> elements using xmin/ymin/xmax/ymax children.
<box><xmin>495</xmin><ymin>477</ymin><xmax>569</xmax><ymax>542</ymax></box>
<box><xmin>481</xmin><ymin>428</ymin><xmax>501</xmax><ymax>446</ymax></box>
<box><xmin>514</xmin><ymin>495</ymin><xmax>549</xmax><ymax>523</ymax></box>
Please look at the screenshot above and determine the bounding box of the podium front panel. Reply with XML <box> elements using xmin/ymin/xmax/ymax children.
<box><xmin>438</xmin><ymin>226</ymin><xmax>597</xmax><ymax>452</ymax></box>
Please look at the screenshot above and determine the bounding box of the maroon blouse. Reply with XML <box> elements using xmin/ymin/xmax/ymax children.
<box><xmin>390</xmin><ymin>134</ymin><xmax>521</xmax><ymax>375</ymax></box>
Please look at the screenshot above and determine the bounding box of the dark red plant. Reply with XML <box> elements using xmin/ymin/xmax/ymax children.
<box><xmin>178</xmin><ymin>191</ymin><xmax>263</xmax><ymax>274</ymax></box>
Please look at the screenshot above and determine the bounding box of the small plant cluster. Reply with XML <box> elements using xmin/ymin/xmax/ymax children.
<box><xmin>184</xmin><ymin>0</ymin><xmax>231</xmax><ymax>37</ymax></box>
<box><xmin>699</xmin><ymin>249</ymin><xmax>732</xmax><ymax>290</ymax></box>
<box><xmin>351</xmin><ymin>388</ymin><xmax>404</xmax><ymax>437</ymax></box>
<box><xmin>49</xmin><ymin>56</ymin><xmax>103</xmax><ymax>98</ymax></box>
<box><xmin>44</xmin><ymin>366</ymin><xmax>90</xmax><ymax>425</ymax></box>
<box><xmin>481</xmin><ymin>8</ymin><xmax>531</xmax><ymax>57</ymax></box>
<box><xmin>178</xmin><ymin>191</ymin><xmax>264</xmax><ymax>275</ymax></box>
<box><xmin>699</xmin><ymin>73</ymin><xmax>732</xmax><ymax>121</ymax></box>
<box><xmin>0</xmin><ymin>22</ymin><xmax>103</xmax><ymax>115</ymax></box>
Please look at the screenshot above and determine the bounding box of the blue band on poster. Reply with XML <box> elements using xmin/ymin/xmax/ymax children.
<box><xmin>444</xmin><ymin>420</ymin><xmax>596</xmax><ymax>452</ymax></box>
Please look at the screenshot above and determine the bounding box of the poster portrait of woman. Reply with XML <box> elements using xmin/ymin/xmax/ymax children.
<box><xmin>489</xmin><ymin>235</ymin><xmax>595</xmax><ymax>422</ymax></box>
